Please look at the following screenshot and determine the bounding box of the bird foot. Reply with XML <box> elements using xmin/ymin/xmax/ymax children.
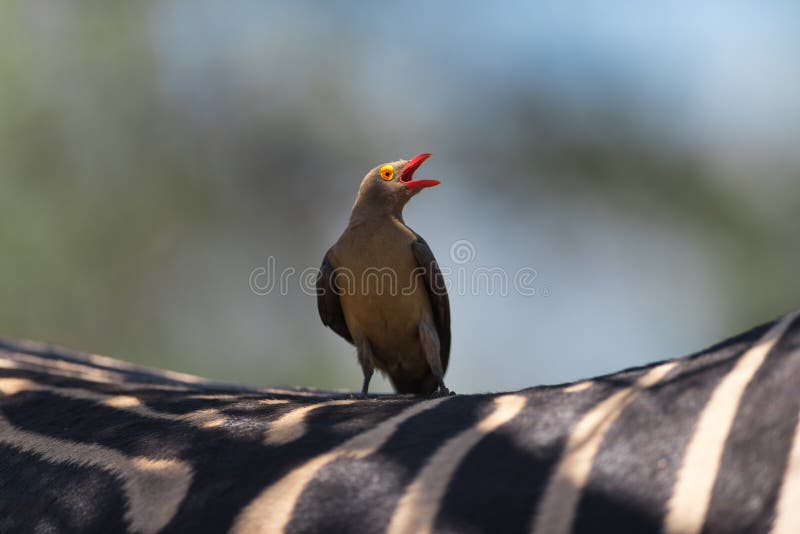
<box><xmin>431</xmin><ymin>386</ymin><xmax>455</xmax><ymax>398</ymax></box>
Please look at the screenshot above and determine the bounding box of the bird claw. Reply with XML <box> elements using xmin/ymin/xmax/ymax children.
<box><xmin>431</xmin><ymin>386</ymin><xmax>455</xmax><ymax>398</ymax></box>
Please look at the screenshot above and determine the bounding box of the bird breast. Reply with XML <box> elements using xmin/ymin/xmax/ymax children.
<box><xmin>332</xmin><ymin>222</ymin><xmax>432</xmax><ymax>373</ymax></box>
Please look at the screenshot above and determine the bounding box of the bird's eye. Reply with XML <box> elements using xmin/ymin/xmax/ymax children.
<box><xmin>380</xmin><ymin>165</ymin><xmax>394</xmax><ymax>181</ymax></box>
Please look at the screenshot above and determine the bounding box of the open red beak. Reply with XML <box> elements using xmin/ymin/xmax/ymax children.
<box><xmin>400</xmin><ymin>153</ymin><xmax>440</xmax><ymax>189</ymax></box>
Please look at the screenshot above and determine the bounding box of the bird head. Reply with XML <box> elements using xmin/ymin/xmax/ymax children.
<box><xmin>354</xmin><ymin>153</ymin><xmax>440</xmax><ymax>216</ymax></box>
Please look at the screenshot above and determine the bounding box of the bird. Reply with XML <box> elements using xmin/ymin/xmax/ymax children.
<box><xmin>317</xmin><ymin>153</ymin><xmax>451</xmax><ymax>397</ymax></box>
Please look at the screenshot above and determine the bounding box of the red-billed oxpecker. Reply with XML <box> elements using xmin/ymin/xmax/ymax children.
<box><xmin>317</xmin><ymin>154</ymin><xmax>451</xmax><ymax>396</ymax></box>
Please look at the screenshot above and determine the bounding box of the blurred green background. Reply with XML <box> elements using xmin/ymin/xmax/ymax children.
<box><xmin>2</xmin><ymin>1</ymin><xmax>798</xmax><ymax>393</ymax></box>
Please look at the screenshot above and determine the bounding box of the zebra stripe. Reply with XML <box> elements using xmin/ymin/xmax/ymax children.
<box><xmin>263</xmin><ymin>399</ymin><xmax>356</xmax><ymax>446</ymax></box>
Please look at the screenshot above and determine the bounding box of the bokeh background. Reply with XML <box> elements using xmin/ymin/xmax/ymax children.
<box><xmin>2</xmin><ymin>1</ymin><xmax>798</xmax><ymax>393</ymax></box>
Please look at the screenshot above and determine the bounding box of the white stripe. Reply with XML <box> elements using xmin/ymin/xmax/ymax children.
<box><xmin>531</xmin><ymin>361</ymin><xmax>677</xmax><ymax>534</ymax></box>
<box><xmin>387</xmin><ymin>394</ymin><xmax>528</xmax><ymax>534</ymax></box>
<box><xmin>664</xmin><ymin>311</ymin><xmax>799</xmax><ymax>534</ymax></box>
<box><xmin>264</xmin><ymin>399</ymin><xmax>356</xmax><ymax>445</ymax></box>
<box><xmin>771</xmin><ymin>413</ymin><xmax>800</xmax><ymax>533</ymax></box>
<box><xmin>563</xmin><ymin>380</ymin><xmax>593</xmax><ymax>393</ymax></box>
<box><xmin>230</xmin><ymin>397</ymin><xmax>450</xmax><ymax>534</ymax></box>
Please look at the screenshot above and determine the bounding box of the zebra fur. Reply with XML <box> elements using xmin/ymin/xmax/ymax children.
<box><xmin>0</xmin><ymin>310</ymin><xmax>798</xmax><ymax>533</ymax></box>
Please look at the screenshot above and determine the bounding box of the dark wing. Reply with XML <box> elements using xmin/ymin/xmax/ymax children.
<box><xmin>316</xmin><ymin>249</ymin><xmax>353</xmax><ymax>345</ymax></box>
<box><xmin>411</xmin><ymin>235</ymin><xmax>451</xmax><ymax>373</ymax></box>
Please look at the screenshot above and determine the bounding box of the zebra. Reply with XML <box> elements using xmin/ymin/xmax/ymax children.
<box><xmin>0</xmin><ymin>309</ymin><xmax>798</xmax><ymax>534</ymax></box>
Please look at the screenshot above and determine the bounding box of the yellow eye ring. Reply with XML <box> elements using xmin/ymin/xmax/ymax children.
<box><xmin>380</xmin><ymin>165</ymin><xmax>394</xmax><ymax>181</ymax></box>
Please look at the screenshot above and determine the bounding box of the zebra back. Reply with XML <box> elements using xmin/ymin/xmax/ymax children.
<box><xmin>1</xmin><ymin>310</ymin><xmax>799</xmax><ymax>533</ymax></box>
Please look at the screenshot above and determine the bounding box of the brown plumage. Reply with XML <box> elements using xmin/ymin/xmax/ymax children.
<box><xmin>317</xmin><ymin>154</ymin><xmax>451</xmax><ymax>396</ymax></box>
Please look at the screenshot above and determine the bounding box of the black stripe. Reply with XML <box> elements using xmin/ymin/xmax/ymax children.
<box><xmin>0</xmin><ymin>443</ymin><xmax>127</xmax><ymax>534</ymax></box>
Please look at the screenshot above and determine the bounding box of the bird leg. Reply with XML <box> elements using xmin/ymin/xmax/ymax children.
<box><xmin>355</xmin><ymin>337</ymin><xmax>375</xmax><ymax>398</ymax></box>
<box><xmin>419</xmin><ymin>319</ymin><xmax>452</xmax><ymax>396</ymax></box>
